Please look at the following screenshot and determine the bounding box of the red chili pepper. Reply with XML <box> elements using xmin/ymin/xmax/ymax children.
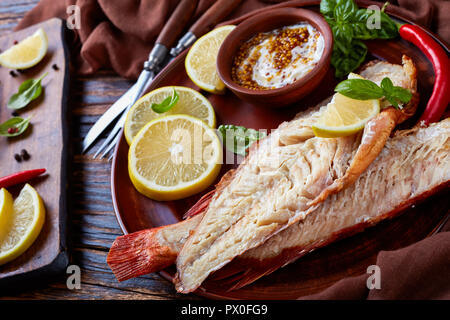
<box><xmin>0</xmin><ymin>168</ymin><xmax>46</xmax><ymax>189</ymax></box>
<box><xmin>399</xmin><ymin>24</ymin><xmax>450</xmax><ymax>125</ymax></box>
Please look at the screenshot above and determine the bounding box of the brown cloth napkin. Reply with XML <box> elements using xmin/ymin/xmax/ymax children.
<box><xmin>15</xmin><ymin>0</ymin><xmax>450</xmax><ymax>300</ymax></box>
<box><xmin>15</xmin><ymin>0</ymin><xmax>450</xmax><ymax>79</ymax></box>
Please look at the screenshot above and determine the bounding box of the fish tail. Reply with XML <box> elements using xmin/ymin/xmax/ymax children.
<box><xmin>107</xmin><ymin>228</ymin><xmax>177</xmax><ymax>282</ymax></box>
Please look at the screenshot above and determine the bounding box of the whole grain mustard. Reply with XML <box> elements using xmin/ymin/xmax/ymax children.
<box><xmin>232</xmin><ymin>23</ymin><xmax>324</xmax><ymax>90</ymax></box>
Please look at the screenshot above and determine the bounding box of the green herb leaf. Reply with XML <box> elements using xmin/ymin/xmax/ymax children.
<box><xmin>151</xmin><ymin>89</ymin><xmax>179</xmax><ymax>113</ymax></box>
<box><xmin>320</xmin><ymin>0</ymin><xmax>338</xmax><ymax>19</ymax></box>
<box><xmin>218</xmin><ymin>124</ymin><xmax>266</xmax><ymax>156</ymax></box>
<box><xmin>333</xmin><ymin>0</ymin><xmax>357</xmax><ymax>22</ymax></box>
<box><xmin>381</xmin><ymin>77</ymin><xmax>412</xmax><ymax>108</ymax></box>
<box><xmin>335</xmin><ymin>76</ymin><xmax>412</xmax><ymax>109</ymax></box>
<box><xmin>0</xmin><ymin>117</ymin><xmax>31</xmax><ymax>137</ymax></box>
<box><xmin>321</xmin><ymin>0</ymin><xmax>399</xmax><ymax>78</ymax></box>
<box><xmin>335</xmin><ymin>78</ymin><xmax>383</xmax><ymax>99</ymax></box>
<box><xmin>352</xmin><ymin>9</ymin><xmax>398</xmax><ymax>40</ymax></box>
<box><xmin>380</xmin><ymin>77</ymin><xmax>394</xmax><ymax>91</ymax></box>
<box><xmin>331</xmin><ymin>40</ymin><xmax>367</xmax><ymax>78</ymax></box>
<box><xmin>7</xmin><ymin>73</ymin><xmax>47</xmax><ymax>110</ymax></box>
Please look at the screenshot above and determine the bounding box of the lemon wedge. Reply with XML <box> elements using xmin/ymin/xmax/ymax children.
<box><xmin>185</xmin><ymin>25</ymin><xmax>235</xmax><ymax>94</ymax></box>
<box><xmin>0</xmin><ymin>28</ymin><xmax>48</xmax><ymax>69</ymax></box>
<box><xmin>312</xmin><ymin>73</ymin><xmax>380</xmax><ymax>138</ymax></box>
<box><xmin>128</xmin><ymin>115</ymin><xmax>222</xmax><ymax>201</ymax></box>
<box><xmin>124</xmin><ymin>86</ymin><xmax>216</xmax><ymax>145</ymax></box>
<box><xmin>0</xmin><ymin>184</ymin><xmax>45</xmax><ymax>266</ymax></box>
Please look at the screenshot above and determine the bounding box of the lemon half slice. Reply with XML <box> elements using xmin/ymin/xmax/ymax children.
<box><xmin>312</xmin><ymin>73</ymin><xmax>380</xmax><ymax>138</ymax></box>
<box><xmin>124</xmin><ymin>86</ymin><xmax>216</xmax><ymax>145</ymax></box>
<box><xmin>0</xmin><ymin>188</ymin><xmax>14</xmax><ymax>234</ymax></box>
<box><xmin>185</xmin><ymin>25</ymin><xmax>235</xmax><ymax>94</ymax></box>
<box><xmin>129</xmin><ymin>115</ymin><xmax>222</xmax><ymax>201</ymax></box>
<box><xmin>0</xmin><ymin>184</ymin><xmax>45</xmax><ymax>266</ymax></box>
<box><xmin>0</xmin><ymin>28</ymin><xmax>48</xmax><ymax>69</ymax></box>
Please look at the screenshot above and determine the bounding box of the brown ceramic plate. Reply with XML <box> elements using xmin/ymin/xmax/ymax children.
<box><xmin>111</xmin><ymin>6</ymin><xmax>450</xmax><ymax>299</ymax></box>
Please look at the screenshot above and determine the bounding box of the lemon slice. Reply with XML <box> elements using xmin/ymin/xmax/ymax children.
<box><xmin>312</xmin><ymin>93</ymin><xmax>380</xmax><ymax>138</ymax></box>
<box><xmin>185</xmin><ymin>25</ymin><xmax>235</xmax><ymax>94</ymax></box>
<box><xmin>313</xmin><ymin>72</ymin><xmax>380</xmax><ymax>138</ymax></box>
<box><xmin>124</xmin><ymin>86</ymin><xmax>216</xmax><ymax>145</ymax></box>
<box><xmin>0</xmin><ymin>28</ymin><xmax>48</xmax><ymax>69</ymax></box>
<box><xmin>0</xmin><ymin>188</ymin><xmax>14</xmax><ymax>234</ymax></box>
<box><xmin>129</xmin><ymin>115</ymin><xmax>222</xmax><ymax>201</ymax></box>
<box><xmin>0</xmin><ymin>184</ymin><xmax>45</xmax><ymax>266</ymax></box>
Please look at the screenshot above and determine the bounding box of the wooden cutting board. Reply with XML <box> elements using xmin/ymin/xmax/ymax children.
<box><xmin>0</xmin><ymin>18</ymin><xmax>69</xmax><ymax>286</ymax></box>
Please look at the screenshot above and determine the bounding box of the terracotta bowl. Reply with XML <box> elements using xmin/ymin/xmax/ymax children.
<box><xmin>217</xmin><ymin>8</ymin><xmax>333</xmax><ymax>107</ymax></box>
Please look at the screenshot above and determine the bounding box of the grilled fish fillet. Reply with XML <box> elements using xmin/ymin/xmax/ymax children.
<box><xmin>107</xmin><ymin>118</ymin><xmax>450</xmax><ymax>285</ymax></box>
<box><xmin>174</xmin><ymin>57</ymin><xmax>419</xmax><ymax>293</ymax></box>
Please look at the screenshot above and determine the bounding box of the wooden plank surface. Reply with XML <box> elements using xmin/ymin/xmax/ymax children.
<box><xmin>0</xmin><ymin>0</ymin><xmax>198</xmax><ymax>300</ymax></box>
<box><xmin>0</xmin><ymin>18</ymin><xmax>69</xmax><ymax>286</ymax></box>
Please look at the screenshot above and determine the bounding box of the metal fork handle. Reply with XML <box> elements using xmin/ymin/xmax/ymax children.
<box><xmin>93</xmin><ymin>69</ymin><xmax>154</xmax><ymax>159</ymax></box>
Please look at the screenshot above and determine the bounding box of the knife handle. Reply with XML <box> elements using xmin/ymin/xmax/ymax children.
<box><xmin>189</xmin><ymin>0</ymin><xmax>242</xmax><ymax>37</ymax></box>
<box><xmin>156</xmin><ymin>0</ymin><xmax>198</xmax><ymax>48</ymax></box>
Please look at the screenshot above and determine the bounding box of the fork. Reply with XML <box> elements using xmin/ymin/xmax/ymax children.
<box><xmin>92</xmin><ymin>0</ymin><xmax>199</xmax><ymax>160</ymax></box>
<box><xmin>93</xmin><ymin>0</ymin><xmax>244</xmax><ymax>160</ymax></box>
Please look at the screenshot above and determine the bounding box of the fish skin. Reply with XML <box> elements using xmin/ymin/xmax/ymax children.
<box><xmin>174</xmin><ymin>58</ymin><xmax>419</xmax><ymax>293</ymax></box>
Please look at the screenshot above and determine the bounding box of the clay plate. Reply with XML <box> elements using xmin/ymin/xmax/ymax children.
<box><xmin>111</xmin><ymin>6</ymin><xmax>450</xmax><ymax>299</ymax></box>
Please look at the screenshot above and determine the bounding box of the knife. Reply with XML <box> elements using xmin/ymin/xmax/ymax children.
<box><xmin>169</xmin><ymin>0</ymin><xmax>243</xmax><ymax>61</ymax></box>
<box><xmin>82</xmin><ymin>0</ymin><xmax>243</xmax><ymax>155</ymax></box>
<box><xmin>82</xmin><ymin>0</ymin><xmax>199</xmax><ymax>154</ymax></box>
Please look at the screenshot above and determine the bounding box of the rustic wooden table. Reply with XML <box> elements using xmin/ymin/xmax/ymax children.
<box><xmin>0</xmin><ymin>0</ymin><xmax>199</xmax><ymax>300</ymax></box>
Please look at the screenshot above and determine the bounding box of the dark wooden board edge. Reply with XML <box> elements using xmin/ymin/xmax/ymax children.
<box><xmin>0</xmin><ymin>18</ymin><xmax>70</xmax><ymax>289</ymax></box>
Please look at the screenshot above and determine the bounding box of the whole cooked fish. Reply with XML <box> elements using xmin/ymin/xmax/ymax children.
<box><xmin>107</xmin><ymin>118</ymin><xmax>450</xmax><ymax>286</ymax></box>
<box><xmin>174</xmin><ymin>57</ymin><xmax>418</xmax><ymax>293</ymax></box>
<box><xmin>108</xmin><ymin>57</ymin><xmax>423</xmax><ymax>291</ymax></box>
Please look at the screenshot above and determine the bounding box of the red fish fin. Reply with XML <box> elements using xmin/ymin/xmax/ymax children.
<box><xmin>107</xmin><ymin>228</ymin><xmax>177</xmax><ymax>282</ymax></box>
<box><xmin>183</xmin><ymin>190</ymin><xmax>215</xmax><ymax>219</ymax></box>
<box><xmin>210</xmin><ymin>248</ymin><xmax>312</xmax><ymax>291</ymax></box>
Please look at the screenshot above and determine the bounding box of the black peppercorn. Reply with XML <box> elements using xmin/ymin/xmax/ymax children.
<box><xmin>9</xmin><ymin>70</ymin><xmax>17</xmax><ymax>77</ymax></box>
<box><xmin>52</xmin><ymin>64</ymin><xmax>59</xmax><ymax>70</ymax></box>
<box><xmin>20</xmin><ymin>149</ymin><xmax>30</xmax><ymax>160</ymax></box>
<box><xmin>14</xmin><ymin>154</ymin><xmax>22</xmax><ymax>162</ymax></box>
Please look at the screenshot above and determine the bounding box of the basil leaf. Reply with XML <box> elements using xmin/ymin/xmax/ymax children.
<box><xmin>334</xmin><ymin>76</ymin><xmax>412</xmax><ymax>109</ymax></box>
<box><xmin>0</xmin><ymin>117</ymin><xmax>31</xmax><ymax>137</ymax></box>
<box><xmin>380</xmin><ymin>77</ymin><xmax>394</xmax><ymax>92</ymax></box>
<box><xmin>380</xmin><ymin>77</ymin><xmax>412</xmax><ymax>108</ymax></box>
<box><xmin>335</xmin><ymin>78</ymin><xmax>383</xmax><ymax>99</ymax></box>
<box><xmin>390</xmin><ymin>86</ymin><xmax>412</xmax><ymax>103</ymax></box>
<box><xmin>320</xmin><ymin>0</ymin><xmax>338</xmax><ymax>19</ymax></box>
<box><xmin>334</xmin><ymin>0</ymin><xmax>357</xmax><ymax>22</ymax></box>
<box><xmin>151</xmin><ymin>89</ymin><xmax>179</xmax><ymax>113</ymax></box>
<box><xmin>331</xmin><ymin>40</ymin><xmax>367</xmax><ymax>78</ymax></box>
<box><xmin>332</xmin><ymin>24</ymin><xmax>353</xmax><ymax>55</ymax></box>
<box><xmin>352</xmin><ymin>9</ymin><xmax>398</xmax><ymax>40</ymax></box>
<box><xmin>218</xmin><ymin>124</ymin><xmax>266</xmax><ymax>156</ymax></box>
<box><xmin>323</xmin><ymin>0</ymin><xmax>399</xmax><ymax>78</ymax></box>
<box><xmin>7</xmin><ymin>73</ymin><xmax>47</xmax><ymax>110</ymax></box>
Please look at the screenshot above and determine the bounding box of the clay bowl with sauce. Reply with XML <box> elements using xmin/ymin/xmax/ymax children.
<box><xmin>217</xmin><ymin>8</ymin><xmax>333</xmax><ymax>107</ymax></box>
